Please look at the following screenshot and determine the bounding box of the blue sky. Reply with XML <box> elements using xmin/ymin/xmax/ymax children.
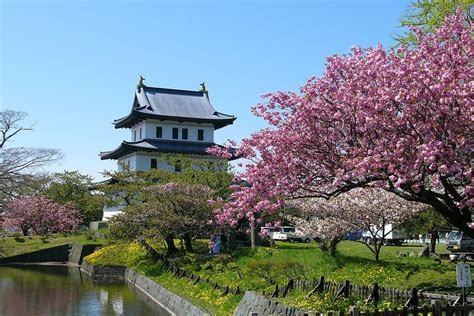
<box><xmin>1</xmin><ymin>0</ymin><xmax>410</xmax><ymax>180</ymax></box>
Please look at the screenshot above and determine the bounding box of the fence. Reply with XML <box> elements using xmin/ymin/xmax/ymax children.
<box><xmin>266</xmin><ymin>276</ymin><xmax>473</xmax><ymax>307</ymax></box>
<box><xmin>163</xmin><ymin>260</ymin><xmax>242</xmax><ymax>296</ymax></box>
<box><xmin>142</xmin><ymin>243</ymin><xmax>472</xmax><ymax>315</ymax></box>
<box><xmin>348</xmin><ymin>303</ymin><xmax>473</xmax><ymax>316</ymax></box>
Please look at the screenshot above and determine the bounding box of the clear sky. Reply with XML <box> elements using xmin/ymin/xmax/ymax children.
<box><xmin>1</xmin><ymin>0</ymin><xmax>411</xmax><ymax>180</ymax></box>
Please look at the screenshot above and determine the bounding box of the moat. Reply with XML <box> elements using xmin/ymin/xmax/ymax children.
<box><xmin>0</xmin><ymin>265</ymin><xmax>171</xmax><ymax>316</ymax></box>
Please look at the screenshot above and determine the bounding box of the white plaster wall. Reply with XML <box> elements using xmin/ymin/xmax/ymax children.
<box><xmin>130</xmin><ymin>122</ymin><xmax>145</xmax><ymax>142</ymax></box>
<box><xmin>135</xmin><ymin>154</ymin><xmax>174</xmax><ymax>172</ymax></box>
<box><xmin>102</xmin><ymin>205</ymin><xmax>125</xmax><ymax>221</ymax></box>
<box><xmin>142</xmin><ymin>120</ymin><xmax>214</xmax><ymax>142</ymax></box>
<box><xmin>123</xmin><ymin>152</ymin><xmax>224</xmax><ymax>172</ymax></box>
<box><xmin>118</xmin><ymin>155</ymin><xmax>137</xmax><ymax>171</ymax></box>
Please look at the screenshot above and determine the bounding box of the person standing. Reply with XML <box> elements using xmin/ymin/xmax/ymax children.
<box><xmin>212</xmin><ymin>235</ymin><xmax>221</xmax><ymax>254</ymax></box>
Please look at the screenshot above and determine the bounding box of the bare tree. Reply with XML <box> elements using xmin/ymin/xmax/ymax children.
<box><xmin>0</xmin><ymin>110</ymin><xmax>62</xmax><ymax>210</ymax></box>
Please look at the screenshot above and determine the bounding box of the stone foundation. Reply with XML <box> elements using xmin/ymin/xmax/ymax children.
<box><xmin>233</xmin><ymin>291</ymin><xmax>312</xmax><ymax>316</ymax></box>
<box><xmin>68</xmin><ymin>243</ymin><xmax>100</xmax><ymax>265</ymax></box>
<box><xmin>126</xmin><ymin>269</ymin><xmax>210</xmax><ymax>316</ymax></box>
<box><xmin>80</xmin><ymin>261</ymin><xmax>126</xmax><ymax>284</ymax></box>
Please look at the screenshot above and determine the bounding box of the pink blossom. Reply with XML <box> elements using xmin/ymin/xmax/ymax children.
<box><xmin>3</xmin><ymin>195</ymin><xmax>81</xmax><ymax>235</ymax></box>
<box><xmin>207</xmin><ymin>11</ymin><xmax>473</xmax><ymax>234</ymax></box>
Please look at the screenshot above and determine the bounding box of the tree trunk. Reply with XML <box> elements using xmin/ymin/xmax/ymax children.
<box><xmin>183</xmin><ymin>233</ymin><xmax>193</xmax><ymax>252</ymax></box>
<box><xmin>21</xmin><ymin>228</ymin><xmax>28</xmax><ymax>236</ymax></box>
<box><xmin>374</xmin><ymin>240</ymin><xmax>382</xmax><ymax>263</ymax></box>
<box><xmin>165</xmin><ymin>235</ymin><xmax>178</xmax><ymax>254</ymax></box>
<box><xmin>250</xmin><ymin>220</ymin><xmax>255</xmax><ymax>249</ymax></box>
<box><xmin>329</xmin><ymin>238</ymin><xmax>338</xmax><ymax>256</ymax></box>
<box><xmin>407</xmin><ymin>188</ymin><xmax>474</xmax><ymax>238</ymax></box>
<box><xmin>228</xmin><ymin>229</ymin><xmax>237</xmax><ymax>251</ymax></box>
<box><xmin>429</xmin><ymin>229</ymin><xmax>438</xmax><ymax>254</ymax></box>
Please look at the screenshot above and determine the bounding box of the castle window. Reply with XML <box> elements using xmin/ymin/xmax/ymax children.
<box><xmin>139</xmin><ymin>127</ymin><xmax>143</xmax><ymax>139</ymax></box>
<box><xmin>182</xmin><ymin>128</ymin><xmax>188</xmax><ymax>140</ymax></box>
<box><xmin>172</xmin><ymin>128</ymin><xmax>179</xmax><ymax>139</ymax></box>
<box><xmin>198</xmin><ymin>129</ymin><xmax>204</xmax><ymax>141</ymax></box>
<box><xmin>151</xmin><ymin>158</ymin><xmax>157</xmax><ymax>169</ymax></box>
<box><xmin>134</xmin><ymin>130</ymin><xmax>137</xmax><ymax>141</ymax></box>
<box><xmin>156</xmin><ymin>126</ymin><xmax>162</xmax><ymax>138</ymax></box>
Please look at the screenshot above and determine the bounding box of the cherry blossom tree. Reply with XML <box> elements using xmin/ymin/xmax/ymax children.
<box><xmin>292</xmin><ymin>188</ymin><xmax>424</xmax><ymax>261</ymax></box>
<box><xmin>109</xmin><ymin>182</ymin><xmax>214</xmax><ymax>253</ymax></box>
<box><xmin>209</xmin><ymin>11</ymin><xmax>473</xmax><ymax>237</ymax></box>
<box><xmin>3</xmin><ymin>195</ymin><xmax>81</xmax><ymax>236</ymax></box>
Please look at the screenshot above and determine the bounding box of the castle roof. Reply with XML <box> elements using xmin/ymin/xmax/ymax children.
<box><xmin>113</xmin><ymin>86</ymin><xmax>236</xmax><ymax>129</ymax></box>
<box><xmin>100</xmin><ymin>139</ymin><xmax>230</xmax><ymax>160</ymax></box>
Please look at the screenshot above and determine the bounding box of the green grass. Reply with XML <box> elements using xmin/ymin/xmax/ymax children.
<box><xmin>84</xmin><ymin>242</ymin><xmax>241</xmax><ymax>315</ymax></box>
<box><xmin>172</xmin><ymin>241</ymin><xmax>458</xmax><ymax>292</ymax></box>
<box><xmin>136</xmin><ymin>262</ymin><xmax>242</xmax><ymax>315</ymax></box>
<box><xmin>0</xmin><ymin>232</ymin><xmax>107</xmax><ymax>258</ymax></box>
<box><xmin>84</xmin><ymin>239</ymin><xmax>468</xmax><ymax>315</ymax></box>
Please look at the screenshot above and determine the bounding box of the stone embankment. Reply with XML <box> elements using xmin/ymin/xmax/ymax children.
<box><xmin>0</xmin><ymin>242</ymin><xmax>99</xmax><ymax>265</ymax></box>
<box><xmin>80</xmin><ymin>261</ymin><xmax>209</xmax><ymax>316</ymax></box>
<box><xmin>233</xmin><ymin>291</ymin><xmax>311</xmax><ymax>316</ymax></box>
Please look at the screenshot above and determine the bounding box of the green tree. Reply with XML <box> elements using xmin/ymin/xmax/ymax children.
<box><xmin>101</xmin><ymin>158</ymin><xmax>234</xmax><ymax>254</ymax></box>
<box><xmin>43</xmin><ymin>171</ymin><xmax>103</xmax><ymax>225</ymax></box>
<box><xmin>395</xmin><ymin>0</ymin><xmax>473</xmax><ymax>46</ymax></box>
<box><xmin>399</xmin><ymin>208</ymin><xmax>450</xmax><ymax>253</ymax></box>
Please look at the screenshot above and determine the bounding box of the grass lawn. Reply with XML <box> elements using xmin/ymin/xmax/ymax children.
<box><xmin>0</xmin><ymin>232</ymin><xmax>107</xmax><ymax>258</ymax></box>
<box><xmin>171</xmin><ymin>240</ymin><xmax>457</xmax><ymax>292</ymax></box>
<box><xmin>84</xmin><ymin>239</ymin><xmax>468</xmax><ymax>315</ymax></box>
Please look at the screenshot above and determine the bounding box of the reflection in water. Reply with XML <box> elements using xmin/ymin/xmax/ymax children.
<box><xmin>0</xmin><ymin>265</ymin><xmax>170</xmax><ymax>316</ymax></box>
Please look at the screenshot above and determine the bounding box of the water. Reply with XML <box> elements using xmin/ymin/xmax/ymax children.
<box><xmin>0</xmin><ymin>265</ymin><xmax>171</xmax><ymax>316</ymax></box>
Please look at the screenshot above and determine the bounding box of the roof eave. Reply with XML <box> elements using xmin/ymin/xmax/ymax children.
<box><xmin>113</xmin><ymin>111</ymin><xmax>236</xmax><ymax>129</ymax></box>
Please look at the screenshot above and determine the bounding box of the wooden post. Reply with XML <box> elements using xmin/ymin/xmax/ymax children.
<box><xmin>221</xmin><ymin>286</ymin><xmax>229</xmax><ymax>296</ymax></box>
<box><xmin>433</xmin><ymin>301</ymin><xmax>441</xmax><ymax>316</ymax></box>
<box><xmin>422</xmin><ymin>305</ymin><xmax>429</xmax><ymax>316</ymax></box>
<box><xmin>351</xmin><ymin>306</ymin><xmax>360</xmax><ymax>316</ymax></box>
<box><xmin>446</xmin><ymin>304</ymin><xmax>452</xmax><ymax>316</ymax></box>
<box><xmin>366</xmin><ymin>283</ymin><xmax>380</xmax><ymax>304</ymax></box>
<box><xmin>306</xmin><ymin>276</ymin><xmax>325</xmax><ymax>298</ymax></box>
<box><xmin>344</xmin><ymin>280</ymin><xmax>350</xmax><ymax>297</ymax></box>
<box><xmin>401</xmin><ymin>306</ymin><xmax>408</xmax><ymax>316</ymax></box>
<box><xmin>334</xmin><ymin>280</ymin><xmax>350</xmax><ymax>301</ymax></box>
<box><xmin>404</xmin><ymin>288</ymin><xmax>418</xmax><ymax>307</ymax></box>
<box><xmin>271</xmin><ymin>284</ymin><xmax>279</xmax><ymax>298</ymax></box>
<box><xmin>250</xmin><ymin>220</ymin><xmax>256</xmax><ymax>249</ymax></box>
<box><xmin>282</xmin><ymin>279</ymin><xmax>294</xmax><ymax>298</ymax></box>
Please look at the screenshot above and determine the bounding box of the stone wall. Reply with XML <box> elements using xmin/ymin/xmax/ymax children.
<box><xmin>68</xmin><ymin>243</ymin><xmax>99</xmax><ymax>265</ymax></box>
<box><xmin>0</xmin><ymin>244</ymin><xmax>71</xmax><ymax>264</ymax></box>
<box><xmin>233</xmin><ymin>291</ymin><xmax>313</xmax><ymax>316</ymax></box>
<box><xmin>126</xmin><ymin>269</ymin><xmax>210</xmax><ymax>316</ymax></box>
<box><xmin>80</xmin><ymin>261</ymin><xmax>127</xmax><ymax>284</ymax></box>
<box><xmin>81</xmin><ymin>261</ymin><xmax>209</xmax><ymax>315</ymax></box>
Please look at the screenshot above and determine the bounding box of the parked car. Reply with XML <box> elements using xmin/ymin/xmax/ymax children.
<box><xmin>272</xmin><ymin>226</ymin><xmax>295</xmax><ymax>241</ymax></box>
<box><xmin>287</xmin><ymin>227</ymin><xmax>313</xmax><ymax>243</ymax></box>
<box><xmin>446</xmin><ymin>230</ymin><xmax>474</xmax><ymax>252</ymax></box>
<box><xmin>260</xmin><ymin>226</ymin><xmax>277</xmax><ymax>238</ymax></box>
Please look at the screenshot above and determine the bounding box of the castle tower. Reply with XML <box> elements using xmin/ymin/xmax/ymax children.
<box><xmin>100</xmin><ymin>79</ymin><xmax>236</xmax><ymax>172</ymax></box>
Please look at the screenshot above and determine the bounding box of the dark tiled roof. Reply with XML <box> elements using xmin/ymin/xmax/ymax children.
<box><xmin>100</xmin><ymin>139</ymin><xmax>219</xmax><ymax>160</ymax></box>
<box><xmin>114</xmin><ymin>87</ymin><xmax>236</xmax><ymax>129</ymax></box>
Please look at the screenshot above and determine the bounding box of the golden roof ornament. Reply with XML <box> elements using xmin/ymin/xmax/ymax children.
<box><xmin>199</xmin><ymin>81</ymin><xmax>207</xmax><ymax>93</ymax></box>
<box><xmin>137</xmin><ymin>75</ymin><xmax>146</xmax><ymax>90</ymax></box>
